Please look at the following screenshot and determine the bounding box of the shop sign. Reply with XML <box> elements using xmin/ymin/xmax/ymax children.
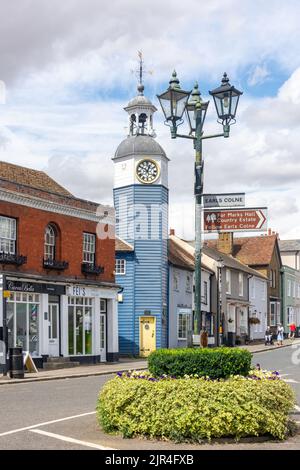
<box><xmin>6</xmin><ymin>280</ymin><xmax>65</xmax><ymax>295</ymax></box>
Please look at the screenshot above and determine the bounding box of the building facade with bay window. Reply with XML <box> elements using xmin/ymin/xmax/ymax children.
<box><xmin>0</xmin><ymin>161</ymin><xmax>118</xmax><ymax>372</ymax></box>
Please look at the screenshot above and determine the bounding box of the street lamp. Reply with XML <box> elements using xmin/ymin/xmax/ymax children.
<box><xmin>157</xmin><ymin>71</ymin><xmax>242</xmax><ymax>339</ymax></box>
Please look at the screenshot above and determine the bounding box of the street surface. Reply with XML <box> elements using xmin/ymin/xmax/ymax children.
<box><xmin>0</xmin><ymin>345</ymin><xmax>299</xmax><ymax>450</ymax></box>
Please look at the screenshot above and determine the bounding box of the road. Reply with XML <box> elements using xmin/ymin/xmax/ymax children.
<box><xmin>0</xmin><ymin>344</ymin><xmax>299</xmax><ymax>450</ymax></box>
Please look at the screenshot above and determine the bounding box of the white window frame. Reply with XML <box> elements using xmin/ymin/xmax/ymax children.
<box><xmin>226</xmin><ymin>269</ymin><xmax>231</xmax><ymax>295</ymax></box>
<box><xmin>83</xmin><ymin>233</ymin><xmax>96</xmax><ymax>265</ymax></box>
<box><xmin>238</xmin><ymin>272</ymin><xmax>244</xmax><ymax>297</ymax></box>
<box><xmin>68</xmin><ymin>296</ymin><xmax>93</xmax><ymax>355</ymax></box>
<box><xmin>0</xmin><ymin>216</ymin><xmax>16</xmax><ymax>255</ymax></box>
<box><xmin>186</xmin><ymin>273</ymin><xmax>192</xmax><ymax>293</ymax></box>
<box><xmin>115</xmin><ymin>259</ymin><xmax>126</xmax><ymax>275</ymax></box>
<box><xmin>287</xmin><ymin>280</ymin><xmax>291</xmax><ymax>297</ymax></box>
<box><xmin>44</xmin><ymin>224</ymin><xmax>56</xmax><ymax>261</ymax></box>
<box><xmin>177</xmin><ymin>311</ymin><xmax>192</xmax><ymax>341</ymax></box>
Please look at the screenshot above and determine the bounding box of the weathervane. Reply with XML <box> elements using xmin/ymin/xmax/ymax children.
<box><xmin>131</xmin><ymin>51</ymin><xmax>153</xmax><ymax>94</ymax></box>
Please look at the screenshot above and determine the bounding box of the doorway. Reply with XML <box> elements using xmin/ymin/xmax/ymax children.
<box><xmin>139</xmin><ymin>316</ymin><xmax>156</xmax><ymax>357</ymax></box>
<box><xmin>48</xmin><ymin>303</ymin><xmax>60</xmax><ymax>356</ymax></box>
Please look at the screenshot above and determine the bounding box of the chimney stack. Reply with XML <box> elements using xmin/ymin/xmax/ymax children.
<box><xmin>170</xmin><ymin>228</ymin><xmax>175</xmax><ymax>236</ymax></box>
<box><xmin>217</xmin><ymin>232</ymin><xmax>234</xmax><ymax>255</ymax></box>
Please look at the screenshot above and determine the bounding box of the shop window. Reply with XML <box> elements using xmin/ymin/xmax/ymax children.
<box><xmin>0</xmin><ymin>216</ymin><xmax>16</xmax><ymax>254</ymax></box>
<box><xmin>177</xmin><ymin>311</ymin><xmax>192</xmax><ymax>340</ymax></box>
<box><xmin>68</xmin><ymin>297</ymin><xmax>93</xmax><ymax>355</ymax></box>
<box><xmin>83</xmin><ymin>233</ymin><xmax>96</xmax><ymax>265</ymax></box>
<box><xmin>7</xmin><ymin>292</ymin><xmax>40</xmax><ymax>356</ymax></box>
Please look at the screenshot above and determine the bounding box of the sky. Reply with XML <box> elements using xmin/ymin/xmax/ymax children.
<box><xmin>0</xmin><ymin>0</ymin><xmax>300</xmax><ymax>240</ymax></box>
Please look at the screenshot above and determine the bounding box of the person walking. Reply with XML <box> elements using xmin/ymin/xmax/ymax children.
<box><xmin>277</xmin><ymin>323</ymin><xmax>284</xmax><ymax>346</ymax></box>
<box><xmin>288</xmin><ymin>322</ymin><xmax>296</xmax><ymax>340</ymax></box>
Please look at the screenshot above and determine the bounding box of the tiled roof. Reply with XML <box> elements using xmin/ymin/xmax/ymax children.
<box><xmin>279</xmin><ymin>239</ymin><xmax>300</xmax><ymax>252</ymax></box>
<box><xmin>115</xmin><ymin>237</ymin><xmax>134</xmax><ymax>252</ymax></box>
<box><xmin>0</xmin><ymin>161</ymin><xmax>73</xmax><ymax>196</ymax></box>
<box><xmin>169</xmin><ymin>235</ymin><xmax>214</xmax><ymax>273</ymax></box>
<box><xmin>205</xmin><ymin>235</ymin><xmax>278</xmax><ymax>266</ymax></box>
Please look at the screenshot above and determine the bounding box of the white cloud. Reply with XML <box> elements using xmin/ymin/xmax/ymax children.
<box><xmin>248</xmin><ymin>64</ymin><xmax>269</xmax><ymax>86</ymax></box>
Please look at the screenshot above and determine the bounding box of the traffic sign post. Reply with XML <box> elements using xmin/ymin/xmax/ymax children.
<box><xmin>204</xmin><ymin>207</ymin><xmax>267</xmax><ymax>233</ymax></box>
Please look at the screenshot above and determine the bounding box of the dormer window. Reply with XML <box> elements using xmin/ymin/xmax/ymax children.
<box><xmin>44</xmin><ymin>224</ymin><xmax>56</xmax><ymax>261</ymax></box>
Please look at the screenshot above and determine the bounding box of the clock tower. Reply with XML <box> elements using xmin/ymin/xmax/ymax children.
<box><xmin>113</xmin><ymin>66</ymin><xmax>169</xmax><ymax>356</ymax></box>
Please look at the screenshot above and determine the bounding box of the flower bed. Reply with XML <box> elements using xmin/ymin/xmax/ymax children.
<box><xmin>97</xmin><ymin>369</ymin><xmax>295</xmax><ymax>442</ymax></box>
<box><xmin>148</xmin><ymin>347</ymin><xmax>252</xmax><ymax>379</ymax></box>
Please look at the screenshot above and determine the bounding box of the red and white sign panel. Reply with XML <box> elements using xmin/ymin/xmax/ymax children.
<box><xmin>204</xmin><ymin>207</ymin><xmax>267</xmax><ymax>233</ymax></box>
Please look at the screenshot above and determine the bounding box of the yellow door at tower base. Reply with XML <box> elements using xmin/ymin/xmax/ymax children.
<box><xmin>140</xmin><ymin>317</ymin><xmax>156</xmax><ymax>357</ymax></box>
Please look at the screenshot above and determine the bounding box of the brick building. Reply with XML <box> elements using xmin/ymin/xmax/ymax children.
<box><xmin>0</xmin><ymin>161</ymin><xmax>118</xmax><ymax>371</ymax></box>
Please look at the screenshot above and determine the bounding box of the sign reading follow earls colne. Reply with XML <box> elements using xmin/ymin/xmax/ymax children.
<box><xmin>203</xmin><ymin>193</ymin><xmax>245</xmax><ymax>208</ymax></box>
<box><xmin>204</xmin><ymin>207</ymin><xmax>267</xmax><ymax>233</ymax></box>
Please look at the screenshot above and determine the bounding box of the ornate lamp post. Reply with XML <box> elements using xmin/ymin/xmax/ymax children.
<box><xmin>157</xmin><ymin>71</ymin><xmax>242</xmax><ymax>337</ymax></box>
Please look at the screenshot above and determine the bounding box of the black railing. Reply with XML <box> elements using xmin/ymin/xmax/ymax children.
<box><xmin>43</xmin><ymin>259</ymin><xmax>69</xmax><ymax>270</ymax></box>
<box><xmin>0</xmin><ymin>253</ymin><xmax>27</xmax><ymax>266</ymax></box>
<box><xmin>81</xmin><ymin>263</ymin><xmax>104</xmax><ymax>275</ymax></box>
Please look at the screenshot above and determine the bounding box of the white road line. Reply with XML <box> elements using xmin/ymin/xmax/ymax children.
<box><xmin>295</xmin><ymin>405</ymin><xmax>300</xmax><ymax>412</ymax></box>
<box><xmin>0</xmin><ymin>411</ymin><xmax>96</xmax><ymax>437</ymax></box>
<box><xmin>30</xmin><ymin>429</ymin><xmax>116</xmax><ymax>450</ymax></box>
<box><xmin>284</xmin><ymin>379</ymin><xmax>299</xmax><ymax>384</ymax></box>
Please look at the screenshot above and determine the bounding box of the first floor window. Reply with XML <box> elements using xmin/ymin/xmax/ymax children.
<box><xmin>68</xmin><ymin>297</ymin><xmax>93</xmax><ymax>355</ymax></box>
<box><xmin>238</xmin><ymin>273</ymin><xmax>244</xmax><ymax>297</ymax></box>
<box><xmin>178</xmin><ymin>311</ymin><xmax>192</xmax><ymax>340</ymax></box>
<box><xmin>202</xmin><ymin>281</ymin><xmax>208</xmax><ymax>305</ymax></box>
<box><xmin>0</xmin><ymin>216</ymin><xmax>16</xmax><ymax>254</ymax></box>
<box><xmin>226</xmin><ymin>269</ymin><xmax>231</xmax><ymax>294</ymax></box>
<box><xmin>83</xmin><ymin>233</ymin><xmax>96</xmax><ymax>265</ymax></box>
<box><xmin>186</xmin><ymin>274</ymin><xmax>192</xmax><ymax>293</ymax></box>
<box><xmin>44</xmin><ymin>224</ymin><xmax>56</xmax><ymax>260</ymax></box>
<box><xmin>7</xmin><ymin>292</ymin><xmax>40</xmax><ymax>355</ymax></box>
<box><xmin>115</xmin><ymin>259</ymin><xmax>126</xmax><ymax>275</ymax></box>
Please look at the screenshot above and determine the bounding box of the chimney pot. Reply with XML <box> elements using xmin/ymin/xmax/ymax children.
<box><xmin>170</xmin><ymin>228</ymin><xmax>175</xmax><ymax>236</ymax></box>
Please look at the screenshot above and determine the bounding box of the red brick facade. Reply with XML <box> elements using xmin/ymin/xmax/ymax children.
<box><xmin>0</xmin><ymin>199</ymin><xmax>115</xmax><ymax>282</ymax></box>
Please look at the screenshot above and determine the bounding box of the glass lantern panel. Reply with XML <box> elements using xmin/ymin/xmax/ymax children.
<box><xmin>230</xmin><ymin>94</ymin><xmax>239</xmax><ymax>117</ymax></box>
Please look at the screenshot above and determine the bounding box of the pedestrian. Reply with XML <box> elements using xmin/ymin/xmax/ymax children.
<box><xmin>265</xmin><ymin>326</ymin><xmax>273</xmax><ymax>346</ymax></box>
<box><xmin>277</xmin><ymin>323</ymin><xmax>284</xmax><ymax>346</ymax></box>
<box><xmin>288</xmin><ymin>322</ymin><xmax>296</xmax><ymax>340</ymax></box>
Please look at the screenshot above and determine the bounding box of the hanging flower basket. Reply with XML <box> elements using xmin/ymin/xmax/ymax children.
<box><xmin>249</xmin><ymin>317</ymin><xmax>260</xmax><ymax>325</ymax></box>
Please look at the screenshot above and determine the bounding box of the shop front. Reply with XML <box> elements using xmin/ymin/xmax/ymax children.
<box><xmin>3</xmin><ymin>278</ymin><xmax>119</xmax><ymax>367</ymax></box>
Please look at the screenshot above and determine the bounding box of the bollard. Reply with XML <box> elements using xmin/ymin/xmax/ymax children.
<box><xmin>9</xmin><ymin>347</ymin><xmax>24</xmax><ymax>379</ymax></box>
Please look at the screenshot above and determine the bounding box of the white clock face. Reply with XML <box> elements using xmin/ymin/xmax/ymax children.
<box><xmin>136</xmin><ymin>159</ymin><xmax>160</xmax><ymax>184</ymax></box>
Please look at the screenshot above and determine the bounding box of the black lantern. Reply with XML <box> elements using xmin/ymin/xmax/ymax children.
<box><xmin>209</xmin><ymin>73</ymin><xmax>243</xmax><ymax>125</ymax></box>
<box><xmin>157</xmin><ymin>71</ymin><xmax>191</xmax><ymax>128</ymax></box>
<box><xmin>185</xmin><ymin>82</ymin><xmax>209</xmax><ymax>135</ymax></box>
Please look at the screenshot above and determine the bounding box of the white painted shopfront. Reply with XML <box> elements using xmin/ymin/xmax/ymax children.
<box><xmin>3</xmin><ymin>277</ymin><xmax>119</xmax><ymax>366</ymax></box>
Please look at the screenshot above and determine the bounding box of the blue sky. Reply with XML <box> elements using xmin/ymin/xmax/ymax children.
<box><xmin>0</xmin><ymin>0</ymin><xmax>300</xmax><ymax>239</ymax></box>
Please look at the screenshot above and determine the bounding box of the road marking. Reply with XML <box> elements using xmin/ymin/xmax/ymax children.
<box><xmin>295</xmin><ymin>405</ymin><xmax>300</xmax><ymax>412</ymax></box>
<box><xmin>284</xmin><ymin>379</ymin><xmax>299</xmax><ymax>384</ymax></box>
<box><xmin>30</xmin><ymin>429</ymin><xmax>116</xmax><ymax>450</ymax></box>
<box><xmin>0</xmin><ymin>411</ymin><xmax>96</xmax><ymax>437</ymax></box>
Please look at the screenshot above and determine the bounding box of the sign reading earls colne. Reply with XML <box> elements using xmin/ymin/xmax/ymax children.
<box><xmin>204</xmin><ymin>207</ymin><xmax>267</xmax><ymax>233</ymax></box>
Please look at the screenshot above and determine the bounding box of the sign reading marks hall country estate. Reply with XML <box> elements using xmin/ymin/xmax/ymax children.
<box><xmin>204</xmin><ymin>207</ymin><xmax>267</xmax><ymax>233</ymax></box>
<box><xmin>203</xmin><ymin>193</ymin><xmax>245</xmax><ymax>208</ymax></box>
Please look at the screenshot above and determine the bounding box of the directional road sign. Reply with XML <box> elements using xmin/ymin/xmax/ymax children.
<box><xmin>204</xmin><ymin>207</ymin><xmax>267</xmax><ymax>233</ymax></box>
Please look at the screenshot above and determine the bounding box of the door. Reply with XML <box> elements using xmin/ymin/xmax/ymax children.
<box><xmin>140</xmin><ymin>317</ymin><xmax>156</xmax><ymax>357</ymax></box>
<box><xmin>99</xmin><ymin>313</ymin><xmax>106</xmax><ymax>361</ymax></box>
<box><xmin>48</xmin><ymin>303</ymin><xmax>60</xmax><ymax>356</ymax></box>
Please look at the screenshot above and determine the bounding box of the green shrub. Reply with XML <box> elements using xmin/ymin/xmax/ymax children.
<box><xmin>97</xmin><ymin>375</ymin><xmax>295</xmax><ymax>441</ymax></box>
<box><xmin>148</xmin><ymin>347</ymin><xmax>252</xmax><ymax>379</ymax></box>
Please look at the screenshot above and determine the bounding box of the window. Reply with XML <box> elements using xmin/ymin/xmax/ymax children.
<box><xmin>238</xmin><ymin>272</ymin><xmax>244</xmax><ymax>297</ymax></box>
<box><xmin>293</xmin><ymin>281</ymin><xmax>296</xmax><ymax>298</ymax></box>
<box><xmin>100</xmin><ymin>299</ymin><xmax>107</xmax><ymax>350</ymax></box>
<box><xmin>202</xmin><ymin>281</ymin><xmax>208</xmax><ymax>305</ymax></box>
<box><xmin>287</xmin><ymin>307</ymin><xmax>295</xmax><ymax>325</ymax></box>
<box><xmin>186</xmin><ymin>274</ymin><xmax>192</xmax><ymax>293</ymax></box>
<box><xmin>44</xmin><ymin>225</ymin><xmax>56</xmax><ymax>260</ymax></box>
<box><xmin>270</xmin><ymin>269</ymin><xmax>276</xmax><ymax>288</ymax></box>
<box><xmin>7</xmin><ymin>292</ymin><xmax>40</xmax><ymax>355</ymax></box>
<box><xmin>270</xmin><ymin>301</ymin><xmax>280</xmax><ymax>326</ymax></box>
<box><xmin>177</xmin><ymin>311</ymin><xmax>192</xmax><ymax>340</ymax></box>
<box><xmin>115</xmin><ymin>259</ymin><xmax>126</xmax><ymax>275</ymax></box>
<box><xmin>68</xmin><ymin>296</ymin><xmax>93</xmax><ymax>355</ymax></box>
<box><xmin>83</xmin><ymin>233</ymin><xmax>96</xmax><ymax>265</ymax></box>
<box><xmin>173</xmin><ymin>272</ymin><xmax>179</xmax><ymax>291</ymax></box>
<box><xmin>250</xmin><ymin>280</ymin><xmax>255</xmax><ymax>299</ymax></box>
<box><xmin>262</xmin><ymin>281</ymin><xmax>266</xmax><ymax>301</ymax></box>
<box><xmin>0</xmin><ymin>216</ymin><xmax>16</xmax><ymax>254</ymax></box>
<box><xmin>226</xmin><ymin>269</ymin><xmax>231</xmax><ymax>294</ymax></box>
<box><xmin>287</xmin><ymin>280</ymin><xmax>291</xmax><ymax>297</ymax></box>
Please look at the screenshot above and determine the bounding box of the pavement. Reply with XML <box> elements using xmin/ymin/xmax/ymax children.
<box><xmin>1</xmin><ymin>338</ymin><xmax>299</xmax><ymax>385</ymax></box>
<box><xmin>0</xmin><ymin>344</ymin><xmax>299</xmax><ymax>450</ymax></box>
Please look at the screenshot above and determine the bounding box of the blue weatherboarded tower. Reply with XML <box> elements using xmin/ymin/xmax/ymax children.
<box><xmin>113</xmin><ymin>76</ymin><xmax>169</xmax><ymax>356</ymax></box>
